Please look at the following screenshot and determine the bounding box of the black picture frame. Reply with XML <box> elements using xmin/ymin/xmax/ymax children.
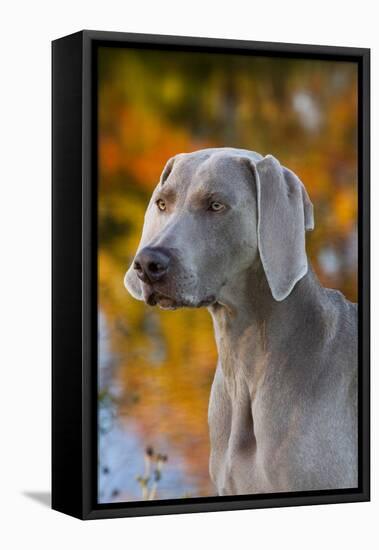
<box><xmin>52</xmin><ymin>30</ymin><xmax>370</xmax><ymax>520</ymax></box>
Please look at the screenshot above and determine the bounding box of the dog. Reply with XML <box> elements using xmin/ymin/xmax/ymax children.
<box><xmin>124</xmin><ymin>147</ymin><xmax>358</xmax><ymax>495</ymax></box>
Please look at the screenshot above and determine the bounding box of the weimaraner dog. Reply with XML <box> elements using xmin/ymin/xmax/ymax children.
<box><xmin>124</xmin><ymin>148</ymin><xmax>358</xmax><ymax>495</ymax></box>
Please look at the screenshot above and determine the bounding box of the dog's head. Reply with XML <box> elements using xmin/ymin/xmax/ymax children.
<box><xmin>124</xmin><ymin>148</ymin><xmax>314</xmax><ymax>309</ymax></box>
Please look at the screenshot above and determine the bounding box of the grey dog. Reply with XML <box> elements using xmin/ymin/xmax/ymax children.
<box><xmin>124</xmin><ymin>147</ymin><xmax>357</xmax><ymax>495</ymax></box>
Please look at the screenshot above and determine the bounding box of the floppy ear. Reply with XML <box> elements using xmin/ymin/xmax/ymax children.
<box><xmin>252</xmin><ymin>155</ymin><xmax>314</xmax><ymax>301</ymax></box>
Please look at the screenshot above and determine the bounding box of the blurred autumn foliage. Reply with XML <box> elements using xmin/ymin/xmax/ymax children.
<box><xmin>97</xmin><ymin>46</ymin><xmax>358</xmax><ymax>502</ymax></box>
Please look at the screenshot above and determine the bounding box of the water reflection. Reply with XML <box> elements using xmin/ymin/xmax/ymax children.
<box><xmin>98</xmin><ymin>311</ymin><xmax>202</xmax><ymax>503</ymax></box>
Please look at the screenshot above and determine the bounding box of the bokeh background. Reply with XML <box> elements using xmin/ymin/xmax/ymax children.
<box><xmin>97</xmin><ymin>46</ymin><xmax>358</xmax><ymax>503</ymax></box>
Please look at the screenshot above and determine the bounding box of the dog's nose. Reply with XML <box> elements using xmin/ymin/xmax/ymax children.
<box><xmin>133</xmin><ymin>247</ymin><xmax>171</xmax><ymax>283</ymax></box>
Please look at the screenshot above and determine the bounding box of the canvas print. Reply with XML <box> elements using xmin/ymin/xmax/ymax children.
<box><xmin>97</xmin><ymin>46</ymin><xmax>358</xmax><ymax>503</ymax></box>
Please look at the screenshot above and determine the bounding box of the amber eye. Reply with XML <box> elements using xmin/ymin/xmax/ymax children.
<box><xmin>209</xmin><ymin>201</ymin><xmax>225</xmax><ymax>212</ymax></box>
<box><xmin>156</xmin><ymin>199</ymin><xmax>166</xmax><ymax>211</ymax></box>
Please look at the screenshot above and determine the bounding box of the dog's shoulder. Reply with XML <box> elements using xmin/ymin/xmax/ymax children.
<box><xmin>326</xmin><ymin>287</ymin><xmax>357</xmax><ymax>329</ymax></box>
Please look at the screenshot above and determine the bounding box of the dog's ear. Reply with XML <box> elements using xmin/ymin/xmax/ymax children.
<box><xmin>159</xmin><ymin>156</ymin><xmax>177</xmax><ymax>185</ymax></box>
<box><xmin>252</xmin><ymin>154</ymin><xmax>314</xmax><ymax>301</ymax></box>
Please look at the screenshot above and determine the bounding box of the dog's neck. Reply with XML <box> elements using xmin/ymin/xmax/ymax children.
<box><xmin>208</xmin><ymin>262</ymin><xmax>328</xmax><ymax>382</ymax></box>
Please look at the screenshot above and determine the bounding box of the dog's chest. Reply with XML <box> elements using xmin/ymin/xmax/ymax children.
<box><xmin>209</xmin><ymin>322</ymin><xmax>277</xmax><ymax>493</ymax></box>
<box><xmin>208</xmin><ymin>355</ymin><xmax>270</xmax><ymax>495</ymax></box>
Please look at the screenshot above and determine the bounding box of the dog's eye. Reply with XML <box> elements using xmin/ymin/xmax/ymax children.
<box><xmin>156</xmin><ymin>199</ymin><xmax>166</xmax><ymax>211</ymax></box>
<box><xmin>209</xmin><ymin>201</ymin><xmax>225</xmax><ymax>212</ymax></box>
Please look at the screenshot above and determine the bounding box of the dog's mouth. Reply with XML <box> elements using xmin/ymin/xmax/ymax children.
<box><xmin>142</xmin><ymin>285</ymin><xmax>215</xmax><ymax>310</ymax></box>
<box><xmin>146</xmin><ymin>291</ymin><xmax>178</xmax><ymax>310</ymax></box>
